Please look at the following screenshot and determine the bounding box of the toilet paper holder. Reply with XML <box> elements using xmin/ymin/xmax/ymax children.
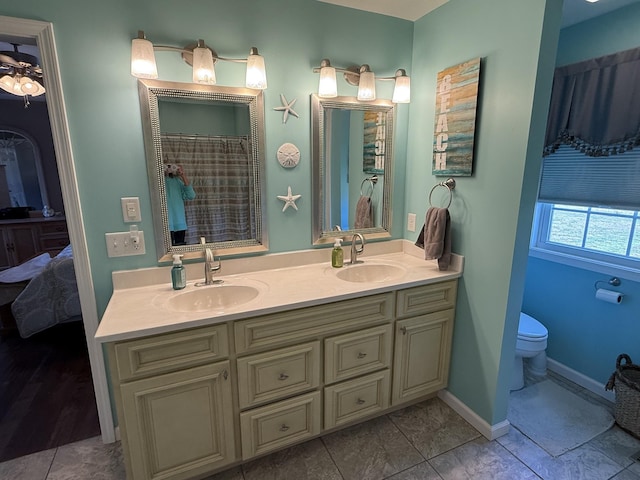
<box><xmin>594</xmin><ymin>277</ymin><xmax>621</xmax><ymax>290</ymax></box>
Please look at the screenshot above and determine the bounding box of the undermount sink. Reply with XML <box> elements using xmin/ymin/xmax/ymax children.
<box><xmin>335</xmin><ymin>263</ymin><xmax>406</xmax><ymax>283</ymax></box>
<box><xmin>166</xmin><ymin>284</ymin><xmax>261</xmax><ymax>312</ymax></box>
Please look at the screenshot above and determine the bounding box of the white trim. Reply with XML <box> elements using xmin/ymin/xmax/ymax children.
<box><xmin>529</xmin><ymin>247</ymin><xmax>640</xmax><ymax>283</ymax></box>
<box><xmin>547</xmin><ymin>357</ymin><xmax>615</xmax><ymax>403</ymax></box>
<box><xmin>438</xmin><ymin>389</ymin><xmax>511</xmax><ymax>440</ymax></box>
<box><xmin>0</xmin><ymin>16</ymin><xmax>115</xmax><ymax>443</ymax></box>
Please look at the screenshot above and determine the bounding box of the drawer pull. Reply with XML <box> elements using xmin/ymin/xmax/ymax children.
<box><xmin>278</xmin><ymin>373</ymin><xmax>289</xmax><ymax>381</ymax></box>
<box><xmin>279</xmin><ymin>424</ymin><xmax>290</xmax><ymax>432</ymax></box>
<box><xmin>357</xmin><ymin>352</ymin><xmax>367</xmax><ymax>359</ymax></box>
<box><xmin>400</xmin><ymin>326</ymin><xmax>407</xmax><ymax>335</ymax></box>
<box><xmin>356</xmin><ymin>398</ymin><xmax>366</xmax><ymax>405</ymax></box>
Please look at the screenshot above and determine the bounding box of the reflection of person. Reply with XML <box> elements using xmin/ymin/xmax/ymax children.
<box><xmin>164</xmin><ymin>164</ymin><xmax>196</xmax><ymax>245</ymax></box>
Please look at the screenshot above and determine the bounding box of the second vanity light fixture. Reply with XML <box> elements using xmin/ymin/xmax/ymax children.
<box><xmin>130</xmin><ymin>31</ymin><xmax>267</xmax><ymax>89</ymax></box>
<box><xmin>313</xmin><ymin>59</ymin><xmax>410</xmax><ymax>103</ymax></box>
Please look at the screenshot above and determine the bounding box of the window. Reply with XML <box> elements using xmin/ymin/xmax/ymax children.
<box><xmin>532</xmin><ymin>203</ymin><xmax>640</xmax><ymax>276</ymax></box>
<box><xmin>531</xmin><ymin>146</ymin><xmax>640</xmax><ymax>279</ymax></box>
<box><xmin>534</xmin><ymin>47</ymin><xmax>640</xmax><ymax>278</ymax></box>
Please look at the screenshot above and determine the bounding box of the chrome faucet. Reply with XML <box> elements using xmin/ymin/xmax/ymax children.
<box><xmin>196</xmin><ymin>237</ymin><xmax>222</xmax><ymax>286</ymax></box>
<box><xmin>350</xmin><ymin>233</ymin><xmax>365</xmax><ymax>264</ymax></box>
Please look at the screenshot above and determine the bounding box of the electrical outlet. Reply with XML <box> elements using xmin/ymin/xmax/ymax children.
<box><xmin>407</xmin><ymin>213</ymin><xmax>417</xmax><ymax>232</ymax></box>
<box><xmin>121</xmin><ymin>197</ymin><xmax>141</xmax><ymax>222</ymax></box>
<box><xmin>105</xmin><ymin>230</ymin><xmax>146</xmax><ymax>257</ymax></box>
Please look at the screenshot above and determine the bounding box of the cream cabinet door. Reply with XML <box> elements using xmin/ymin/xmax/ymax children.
<box><xmin>120</xmin><ymin>361</ymin><xmax>236</xmax><ymax>480</ymax></box>
<box><xmin>392</xmin><ymin>310</ymin><xmax>454</xmax><ymax>405</ymax></box>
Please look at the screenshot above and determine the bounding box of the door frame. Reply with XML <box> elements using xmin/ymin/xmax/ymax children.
<box><xmin>0</xmin><ymin>15</ymin><xmax>115</xmax><ymax>442</ymax></box>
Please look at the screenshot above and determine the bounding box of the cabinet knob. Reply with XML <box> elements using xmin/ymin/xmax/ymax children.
<box><xmin>279</xmin><ymin>424</ymin><xmax>290</xmax><ymax>432</ymax></box>
<box><xmin>357</xmin><ymin>352</ymin><xmax>367</xmax><ymax>359</ymax></box>
<box><xmin>222</xmin><ymin>370</ymin><xmax>228</xmax><ymax>380</ymax></box>
<box><xmin>278</xmin><ymin>373</ymin><xmax>289</xmax><ymax>381</ymax></box>
<box><xmin>400</xmin><ymin>326</ymin><xmax>407</xmax><ymax>335</ymax></box>
<box><xmin>356</xmin><ymin>398</ymin><xmax>366</xmax><ymax>405</ymax></box>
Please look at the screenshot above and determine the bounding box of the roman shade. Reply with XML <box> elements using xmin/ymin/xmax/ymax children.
<box><xmin>539</xmin><ymin>47</ymin><xmax>640</xmax><ymax>209</ymax></box>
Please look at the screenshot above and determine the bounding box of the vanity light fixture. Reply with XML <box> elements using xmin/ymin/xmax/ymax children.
<box><xmin>130</xmin><ymin>31</ymin><xmax>267</xmax><ymax>89</ymax></box>
<box><xmin>313</xmin><ymin>58</ymin><xmax>410</xmax><ymax>103</ymax></box>
<box><xmin>0</xmin><ymin>44</ymin><xmax>45</xmax><ymax>106</ymax></box>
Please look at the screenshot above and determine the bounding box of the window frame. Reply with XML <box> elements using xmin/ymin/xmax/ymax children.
<box><xmin>530</xmin><ymin>202</ymin><xmax>640</xmax><ymax>282</ymax></box>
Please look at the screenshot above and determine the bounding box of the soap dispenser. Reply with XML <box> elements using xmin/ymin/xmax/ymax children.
<box><xmin>171</xmin><ymin>254</ymin><xmax>186</xmax><ymax>290</ymax></box>
<box><xmin>331</xmin><ymin>238</ymin><xmax>344</xmax><ymax>268</ymax></box>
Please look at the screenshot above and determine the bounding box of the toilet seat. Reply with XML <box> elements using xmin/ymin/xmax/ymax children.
<box><xmin>518</xmin><ymin>312</ymin><xmax>548</xmax><ymax>340</ymax></box>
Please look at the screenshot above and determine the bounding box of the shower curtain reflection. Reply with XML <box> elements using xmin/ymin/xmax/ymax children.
<box><xmin>160</xmin><ymin>134</ymin><xmax>255</xmax><ymax>244</ymax></box>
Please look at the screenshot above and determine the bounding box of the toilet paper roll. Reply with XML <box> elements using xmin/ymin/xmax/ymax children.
<box><xmin>595</xmin><ymin>288</ymin><xmax>623</xmax><ymax>304</ymax></box>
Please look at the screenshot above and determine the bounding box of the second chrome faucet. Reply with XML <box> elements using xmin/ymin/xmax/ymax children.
<box><xmin>350</xmin><ymin>233</ymin><xmax>365</xmax><ymax>264</ymax></box>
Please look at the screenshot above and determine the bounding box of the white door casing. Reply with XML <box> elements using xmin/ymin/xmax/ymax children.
<box><xmin>0</xmin><ymin>15</ymin><xmax>115</xmax><ymax>442</ymax></box>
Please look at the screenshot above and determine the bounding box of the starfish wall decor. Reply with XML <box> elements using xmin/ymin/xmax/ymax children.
<box><xmin>277</xmin><ymin>186</ymin><xmax>302</xmax><ymax>212</ymax></box>
<box><xmin>274</xmin><ymin>94</ymin><xmax>299</xmax><ymax>123</ymax></box>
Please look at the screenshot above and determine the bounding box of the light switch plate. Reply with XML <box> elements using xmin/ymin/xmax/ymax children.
<box><xmin>121</xmin><ymin>197</ymin><xmax>141</xmax><ymax>222</ymax></box>
<box><xmin>105</xmin><ymin>230</ymin><xmax>146</xmax><ymax>257</ymax></box>
<box><xmin>407</xmin><ymin>213</ymin><xmax>417</xmax><ymax>232</ymax></box>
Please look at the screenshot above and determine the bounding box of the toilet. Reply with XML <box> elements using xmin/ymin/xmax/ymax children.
<box><xmin>511</xmin><ymin>312</ymin><xmax>548</xmax><ymax>391</ymax></box>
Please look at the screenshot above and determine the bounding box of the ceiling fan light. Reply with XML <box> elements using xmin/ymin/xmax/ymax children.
<box><xmin>0</xmin><ymin>74</ymin><xmax>15</xmax><ymax>94</ymax></box>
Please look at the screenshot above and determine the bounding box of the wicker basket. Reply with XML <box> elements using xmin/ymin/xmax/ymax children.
<box><xmin>606</xmin><ymin>354</ymin><xmax>640</xmax><ymax>438</ymax></box>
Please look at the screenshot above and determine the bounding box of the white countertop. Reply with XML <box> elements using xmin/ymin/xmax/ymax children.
<box><xmin>95</xmin><ymin>240</ymin><xmax>463</xmax><ymax>343</ymax></box>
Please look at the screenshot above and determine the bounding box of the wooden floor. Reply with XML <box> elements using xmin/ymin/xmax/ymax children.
<box><xmin>0</xmin><ymin>320</ymin><xmax>100</xmax><ymax>462</ymax></box>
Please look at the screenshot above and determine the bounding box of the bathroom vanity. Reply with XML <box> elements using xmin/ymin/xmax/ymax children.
<box><xmin>95</xmin><ymin>241</ymin><xmax>462</xmax><ymax>480</ymax></box>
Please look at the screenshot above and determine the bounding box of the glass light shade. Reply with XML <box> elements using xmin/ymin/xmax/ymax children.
<box><xmin>0</xmin><ymin>75</ymin><xmax>16</xmax><ymax>94</ymax></box>
<box><xmin>246</xmin><ymin>48</ymin><xmax>267</xmax><ymax>89</ymax></box>
<box><xmin>392</xmin><ymin>74</ymin><xmax>411</xmax><ymax>103</ymax></box>
<box><xmin>131</xmin><ymin>36</ymin><xmax>158</xmax><ymax>79</ymax></box>
<box><xmin>357</xmin><ymin>70</ymin><xmax>376</xmax><ymax>101</ymax></box>
<box><xmin>318</xmin><ymin>65</ymin><xmax>337</xmax><ymax>98</ymax></box>
<box><xmin>192</xmin><ymin>42</ymin><xmax>216</xmax><ymax>84</ymax></box>
<box><xmin>19</xmin><ymin>76</ymin><xmax>45</xmax><ymax>96</ymax></box>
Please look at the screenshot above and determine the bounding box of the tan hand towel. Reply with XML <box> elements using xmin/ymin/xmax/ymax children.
<box><xmin>354</xmin><ymin>195</ymin><xmax>373</xmax><ymax>229</ymax></box>
<box><xmin>415</xmin><ymin>207</ymin><xmax>451</xmax><ymax>271</ymax></box>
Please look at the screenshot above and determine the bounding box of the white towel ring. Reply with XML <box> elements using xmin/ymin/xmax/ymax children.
<box><xmin>428</xmin><ymin>178</ymin><xmax>456</xmax><ymax>209</ymax></box>
<box><xmin>360</xmin><ymin>175</ymin><xmax>378</xmax><ymax>196</ymax></box>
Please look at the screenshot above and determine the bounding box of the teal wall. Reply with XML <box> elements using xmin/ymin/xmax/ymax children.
<box><xmin>1</xmin><ymin>0</ymin><xmax>591</xmax><ymax>428</ymax></box>
<box><xmin>405</xmin><ymin>0</ymin><xmax>562</xmax><ymax>424</ymax></box>
<box><xmin>0</xmin><ymin>0</ymin><xmax>412</xmax><ymax>316</ymax></box>
<box><xmin>523</xmin><ymin>3</ymin><xmax>640</xmax><ymax>387</ymax></box>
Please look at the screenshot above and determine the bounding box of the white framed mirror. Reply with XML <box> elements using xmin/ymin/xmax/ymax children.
<box><xmin>138</xmin><ymin>79</ymin><xmax>268</xmax><ymax>262</ymax></box>
<box><xmin>311</xmin><ymin>94</ymin><xmax>394</xmax><ymax>244</ymax></box>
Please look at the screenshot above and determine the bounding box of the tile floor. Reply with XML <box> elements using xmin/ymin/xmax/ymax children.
<box><xmin>2</xmin><ymin>370</ymin><xmax>640</xmax><ymax>480</ymax></box>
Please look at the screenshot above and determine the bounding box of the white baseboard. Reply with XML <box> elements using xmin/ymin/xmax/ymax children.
<box><xmin>547</xmin><ymin>357</ymin><xmax>615</xmax><ymax>403</ymax></box>
<box><xmin>437</xmin><ymin>359</ymin><xmax>613</xmax><ymax>441</ymax></box>
<box><xmin>438</xmin><ymin>390</ymin><xmax>510</xmax><ymax>440</ymax></box>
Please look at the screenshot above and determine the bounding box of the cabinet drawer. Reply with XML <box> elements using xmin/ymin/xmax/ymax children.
<box><xmin>235</xmin><ymin>293</ymin><xmax>394</xmax><ymax>354</ymax></box>
<box><xmin>114</xmin><ymin>324</ymin><xmax>229</xmax><ymax>381</ymax></box>
<box><xmin>396</xmin><ymin>280</ymin><xmax>458</xmax><ymax>318</ymax></box>
<box><xmin>237</xmin><ymin>341</ymin><xmax>320</xmax><ymax>409</ymax></box>
<box><xmin>324</xmin><ymin>370</ymin><xmax>390</xmax><ymax>429</ymax></box>
<box><xmin>240</xmin><ymin>391</ymin><xmax>321</xmax><ymax>460</ymax></box>
<box><xmin>41</xmin><ymin>236</ymin><xmax>70</xmax><ymax>250</ymax></box>
<box><xmin>324</xmin><ymin>325</ymin><xmax>392</xmax><ymax>384</ymax></box>
<box><xmin>39</xmin><ymin>222</ymin><xmax>67</xmax><ymax>235</ymax></box>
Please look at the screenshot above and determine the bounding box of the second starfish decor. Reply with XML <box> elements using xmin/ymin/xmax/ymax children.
<box><xmin>274</xmin><ymin>94</ymin><xmax>299</xmax><ymax>123</ymax></box>
<box><xmin>277</xmin><ymin>186</ymin><xmax>302</xmax><ymax>212</ymax></box>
